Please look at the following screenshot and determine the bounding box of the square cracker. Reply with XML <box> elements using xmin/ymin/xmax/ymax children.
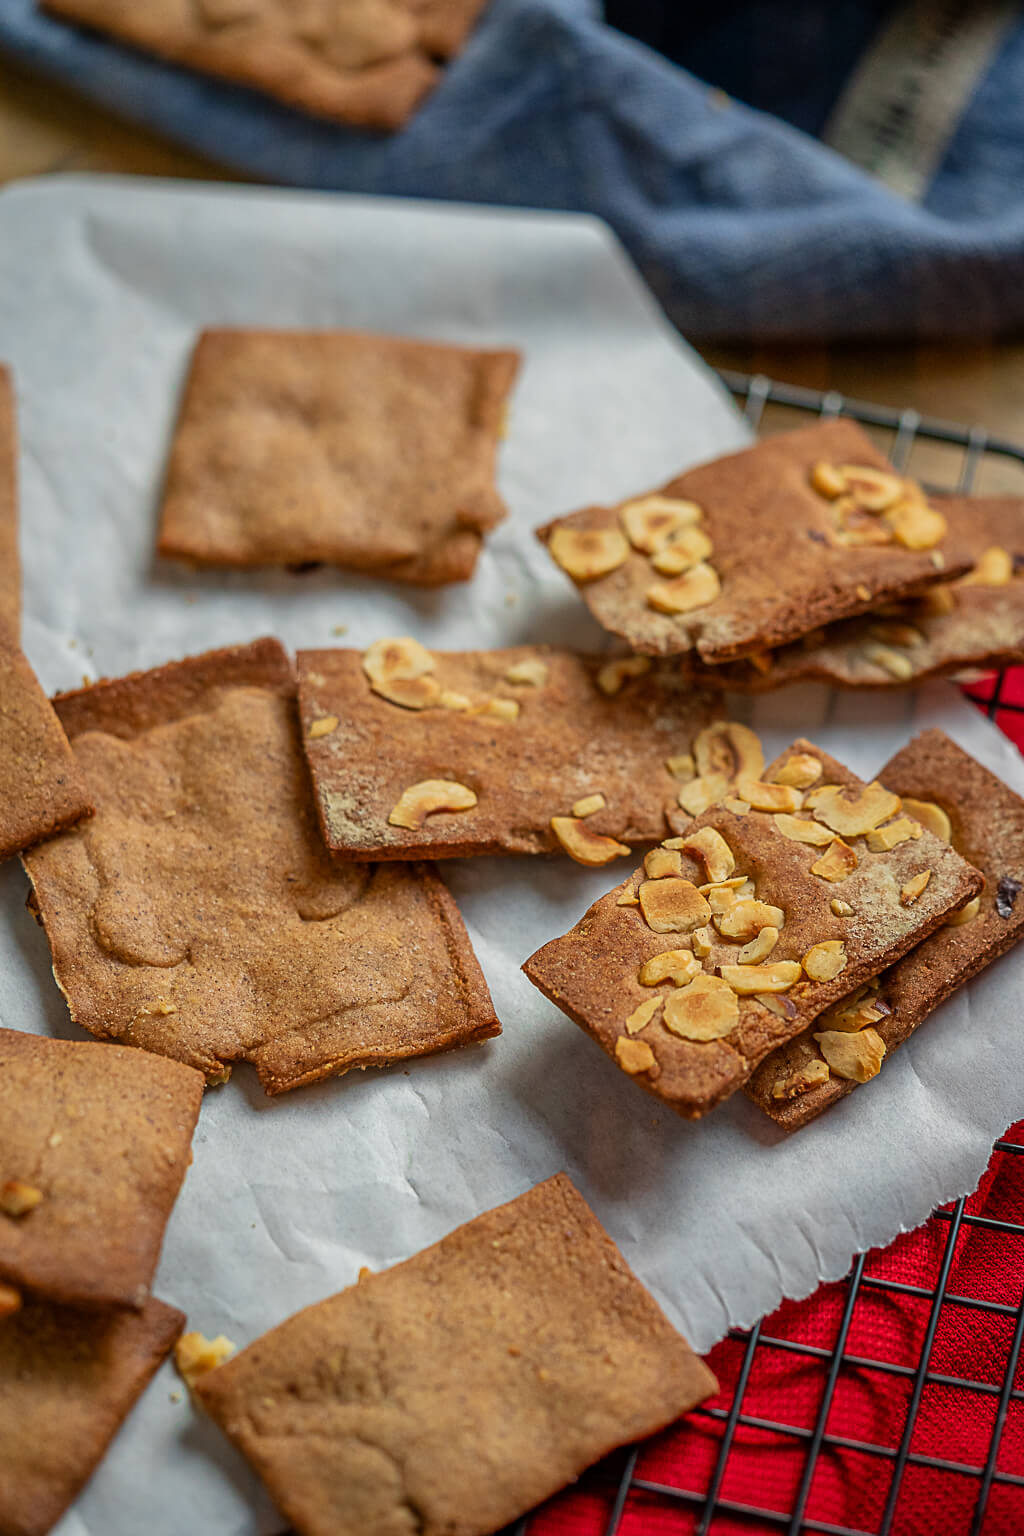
<box><xmin>156</xmin><ymin>330</ymin><xmax>520</xmax><ymax>584</ymax></box>
<box><xmin>524</xmin><ymin>735</ymin><xmax>983</xmax><ymax>1120</ymax></box>
<box><xmin>0</xmin><ymin>1293</ymin><xmax>182</xmax><ymax>1536</ymax></box>
<box><xmin>0</xmin><ymin>1028</ymin><xmax>203</xmax><ymax>1309</ymax></box>
<box><xmin>41</xmin><ymin>0</ymin><xmax>491</xmax><ymax>133</ymax></box>
<box><xmin>690</xmin><ymin>497</ymin><xmax>1024</xmax><ymax>690</ymax></box>
<box><xmin>749</xmin><ymin>730</ymin><xmax>1024</xmax><ymax>1130</ymax></box>
<box><xmin>537</xmin><ymin>419</ymin><xmax>973</xmax><ymax>663</ymax></box>
<box><xmin>23</xmin><ymin>637</ymin><xmax>499</xmax><ymax>1095</ymax></box>
<box><xmin>297</xmin><ymin>643</ymin><xmax>720</xmax><ymax>858</ymax></box>
<box><xmin>195</xmin><ymin>1173</ymin><xmax>717</xmax><ymax>1536</ymax></box>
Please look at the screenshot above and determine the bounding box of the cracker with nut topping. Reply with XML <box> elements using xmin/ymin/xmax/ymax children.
<box><xmin>195</xmin><ymin>1173</ymin><xmax>717</xmax><ymax>1536</ymax></box>
<box><xmin>297</xmin><ymin>641</ymin><xmax>720</xmax><ymax>860</ymax></box>
<box><xmin>156</xmin><ymin>329</ymin><xmax>519</xmax><ymax>584</ymax></box>
<box><xmin>41</xmin><ymin>0</ymin><xmax>490</xmax><ymax>132</ymax></box>
<box><xmin>523</xmin><ymin>731</ymin><xmax>983</xmax><ymax>1119</ymax></box>
<box><xmin>23</xmin><ymin>637</ymin><xmax>499</xmax><ymax>1094</ymax></box>
<box><xmin>749</xmin><ymin>731</ymin><xmax>1024</xmax><ymax>1130</ymax></box>
<box><xmin>0</xmin><ymin>1292</ymin><xmax>183</xmax><ymax>1536</ymax></box>
<box><xmin>688</xmin><ymin>497</ymin><xmax>1024</xmax><ymax>690</ymax></box>
<box><xmin>0</xmin><ymin>1028</ymin><xmax>202</xmax><ymax>1311</ymax></box>
<box><xmin>537</xmin><ymin>419</ymin><xmax>972</xmax><ymax>664</ymax></box>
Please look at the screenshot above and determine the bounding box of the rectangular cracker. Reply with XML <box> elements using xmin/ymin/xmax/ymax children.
<box><xmin>297</xmin><ymin>643</ymin><xmax>721</xmax><ymax>859</ymax></box>
<box><xmin>748</xmin><ymin>730</ymin><xmax>1024</xmax><ymax>1130</ymax></box>
<box><xmin>538</xmin><ymin>419</ymin><xmax>972</xmax><ymax>663</ymax></box>
<box><xmin>0</xmin><ymin>1028</ymin><xmax>203</xmax><ymax>1309</ymax></box>
<box><xmin>23</xmin><ymin>637</ymin><xmax>499</xmax><ymax>1095</ymax></box>
<box><xmin>195</xmin><ymin>1173</ymin><xmax>718</xmax><ymax>1536</ymax></box>
<box><xmin>41</xmin><ymin>0</ymin><xmax>491</xmax><ymax>132</ymax></box>
<box><xmin>0</xmin><ymin>1293</ymin><xmax>183</xmax><ymax>1536</ymax></box>
<box><xmin>156</xmin><ymin>329</ymin><xmax>520</xmax><ymax>584</ymax></box>
<box><xmin>523</xmin><ymin>730</ymin><xmax>983</xmax><ymax>1119</ymax></box>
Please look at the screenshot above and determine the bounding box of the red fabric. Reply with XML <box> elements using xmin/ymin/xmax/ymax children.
<box><xmin>522</xmin><ymin>673</ymin><xmax>1024</xmax><ymax>1535</ymax></box>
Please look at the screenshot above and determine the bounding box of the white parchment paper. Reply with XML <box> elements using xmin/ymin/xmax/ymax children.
<box><xmin>1</xmin><ymin>178</ymin><xmax>1022</xmax><ymax>1536</ymax></box>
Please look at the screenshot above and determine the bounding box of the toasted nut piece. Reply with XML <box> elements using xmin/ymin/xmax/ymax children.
<box><xmin>855</xmin><ymin>584</ymin><xmax>872</xmax><ymax>602</ymax></box>
<box><xmin>439</xmin><ymin>690</ymin><xmax>472</xmax><ymax>711</ymax></box>
<box><xmin>918</xmin><ymin>584</ymin><xmax>957</xmax><ymax>617</ymax></box>
<box><xmin>901</xmin><ymin>798</ymin><xmax>952</xmax><ymax>843</ymax></box>
<box><xmin>572</xmin><ymin>793</ymin><xmax>606</xmax><ymax>819</ymax></box>
<box><xmin>678</xmin><ymin>774</ymin><xmax>729</xmax><ymax>817</ymax></box>
<box><xmin>814</xmin><ymin>1027</ymin><xmax>886</xmax><ymax>1083</ymax></box>
<box><xmin>864</xmin><ymin>643</ymin><xmax>915</xmax><ymax>682</ymax></box>
<box><xmin>947</xmin><ymin>895</ymin><xmax>982</xmax><ymax>927</ymax></box>
<box><xmin>715</xmin><ymin>899</ymin><xmax>786</xmax><ymax>940</ymax></box>
<box><xmin>820</xmin><ymin>989</ymin><xmax>890</xmax><ymax>1032</ymax></box>
<box><xmin>961</xmin><ymin>546</ymin><xmax>1013</xmax><ymax>587</ymax></box>
<box><xmin>619</xmin><ymin>495</ymin><xmax>702</xmax><ymax>553</ymax></box>
<box><xmin>810</xmin><ymin>460</ymin><xmax>847</xmax><ymax>498</ymax></box>
<box><xmin>771</xmin><ymin>1058</ymin><xmax>831</xmax><ymax>1099</ymax></box>
<box><xmin>645</xmin><ymin>847</ymin><xmax>683</xmax><ymax>879</ymax></box>
<box><xmin>639</xmin><ymin>949</ymin><xmax>702</xmax><ymax>987</ymax></box>
<box><xmin>869</xmin><ymin>621</ymin><xmax>925</xmax><ymax>648</ymax></box>
<box><xmin>802</xmin><ymin>940</ymin><xmax>848</xmax><ymax>982</ymax></box>
<box><xmin>694</xmin><ymin>721</ymin><xmax>765</xmax><ymax>782</ymax></box>
<box><xmin>837</xmin><ymin>464</ymin><xmax>907</xmax><ymax>511</ymax></box>
<box><xmin>724</xmin><ymin>797</ymin><xmax>751</xmax><ymax>815</ymax></box>
<box><xmin>308</xmin><ymin>715</ymin><xmax>339</xmax><ymax>739</ymax></box>
<box><xmin>737</xmin><ymin>926</ymin><xmax>779</xmax><ymax>964</ymax></box>
<box><xmin>0</xmin><ymin>1283</ymin><xmax>21</xmax><ymax>1318</ymax></box>
<box><xmin>811</xmin><ymin>839</ymin><xmax>859</xmax><ymax>882</ymax></box>
<box><xmin>931</xmin><ymin>550</ymin><xmax>946</xmax><ymax>568</ymax></box>
<box><xmin>389</xmin><ymin>779</ymin><xmax>478</xmax><ymax>830</ymax></box>
<box><xmin>0</xmin><ymin>1180</ymin><xmax>43</xmax><ymax>1217</ymax></box>
<box><xmin>805</xmin><ymin>783</ymin><xmax>843</xmax><ymax>807</ymax></box>
<box><xmin>883</xmin><ymin>498</ymin><xmax>947</xmax><ymax>550</ymax></box>
<box><xmin>624</xmin><ymin>996</ymin><xmax>662</xmax><ymax>1034</ymax></box>
<box><xmin>900</xmin><ymin>869</ymin><xmax>932</xmax><ymax>905</ymax></box>
<box><xmin>692</xmin><ymin>925</ymin><xmax>713</xmax><ymax>958</ymax></box>
<box><xmin>662</xmin><ymin>973</ymin><xmax>739</xmax><ymax>1041</ymax></box>
<box><xmin>721</xmin><ymin>961</ymin><xmax>802</xmax><ymax>995</ymax></box>
<box><xmin>773</xmin><ymin>813</ymin><xmax>834</xmax><ymax>847</ymax></box>
<box><xmin>834</xmin><ymin>503</ymin><xmax>895</xmax><ymax>546</ymax></box>
<box><xmin>615</xmin><ymin>1036</ymin><xmax>658</xmax><ymax>1074</ymax></box>
<box><xmin>363</xmin><ymin>637</ymin><xmax>441</xmax><ymax>709</ymax></box>
<box><xmin>866</xmin><ymin>816</ymin><xmax>923</xmax><ymax>852</ymax></box>
<box><xmin>697</xmin><ymin>875</ymin><xmax>748</xmax><ymax>894</ymax></box>
<box><xmin>651</xmin><ymin>526</ymin><xmax>714</xmax><ymax>575</ymax></box>
<box><xmin>735</xmin><ymin>777</ymin><xmax>804</xmax><ymax>813</ymax></box>
<box><xmin>812</xmin><ymin>782</ymin><xmax>901</xmax><ymax>837</ymax></box>
<box><xmin>749</xmin><ymin>651</ymin><xmax>774</xmax><ymax>675</ymax></box>
<box><xmin>551</xmin><ymin>818</ymin><xmax>631</xmax><ymax>867</ymax></box>
<box><xmin>704</xmin><ymin>880</ymin><xmax>754</xmax><ymax>914</ymax></box>
<box><xmin>175</xmin><ymin>1332</ymin><xmax>237</xmax><ymax>1389</ymax></box>
<box><xmin>676</xmin><ymin>827</ymin><xmax>735</xmax><ymax>884</ymax></box>
<box><xmin>504</xmin><ymin>657</ymin><xmax>549</xmax><ymax>686</ymax></box>
<box><xmin>755</xmin><ymin>992</ymin><xmax>798</xmax><ymax>1019</ymax></box>
<box><xmin>639</xmin><ymin>878</ymin><xmax>711</xmax><ymax>933</ymax></box>
<box><xmin>549</xmin><ymin>525</ymin><xmax>630</xmax><ymax>581</ymax></box>
<box><xmin>647</xmin><ymin>562</ymin><xmax>721</xmax><ymax>614</ymax></box>
<box><xmin>772</xmin><ymin>753</ymin><xmax>822</xmax><ymax>790</ymax></box>
<box><xmin>665</xmin><ymin>753</ymin><xmax>695</xmax><ymax>780</ymax></box>
<box><xmin>476</xmin><ymin>697</ymin><xmax>519</xmax><ymax>721</ymax></box>
<box><xmin>616</xmin><ymin>883</ymin><xmax>639</xmax><ymax>906</ymax></box>
<box><xmin>597</xmin><ymin>655</ymin><xmax>651</xmax><ymax>696</ymax></box>
<box><xmin>831</xmin><ymin>898</ymin><xmax>855</xmax><ymax>917</ymax></box>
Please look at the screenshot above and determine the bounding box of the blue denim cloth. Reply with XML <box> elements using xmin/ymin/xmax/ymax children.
<box><xmin>3</xmin><ymin>0</ymin><xmax>1024</xmax><ymax>341</ymax></box>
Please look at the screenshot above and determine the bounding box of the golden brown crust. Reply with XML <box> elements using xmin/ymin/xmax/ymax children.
<box><xmin>0</xmin><ymin>1028</ymin><xmax>203</xmax><ymax>1309</ymax></box>
<box><xmin>41</xmin><ymin>0</ymin><xmax>491</xmax><ymax>132</ymax></box>
<box><xmin>155</xmin><ymin>330</ymin><xmax>519</xmax><ymax>584</ymax></box>
<box><xmin>297</xmin><ymin>646</ymin><xmax>720</xmax><ymax>858</ymax></box>
<box><xmin>749</xmin><ymin>730</ymin><xmax>1024</xmax><ymax>1129</ymax></box>
<box><xmin>26</xmin><ymin>639</ymin><xmax>499</xmax><ymax>1094</ymax></box>
<box><xmin>0</xmin><ymin>1293</ymin><xmax>183</xmax><ymax>1536</ymax></box>
<box><xmin>196</xmin><ymin>1174</ymin><xmax>717</xmax><ymax>1536</ymax></box>
<box><xmin>537</xmin><ymin>420</ymin><xmax>972</xmax><ymax>663</ymax></box>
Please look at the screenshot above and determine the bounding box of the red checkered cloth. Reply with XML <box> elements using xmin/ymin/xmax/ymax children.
<box><xmin>523</xmin><ymin>674</ymin><xmax>1024</xmax><ymax>1536</ymax></box>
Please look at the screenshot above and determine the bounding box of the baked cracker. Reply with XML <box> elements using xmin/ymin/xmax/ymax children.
<box><xmin>23</xmin><ymin>637</ymin><xmax>499</xmax><ymax>1094</ymax></box>
<box><xmin>196</xmin><ymin>1173</ymin><xmax>717</xmax><ymax>1536</ymax></box>
<box><xmin>156</xmin><ymin>330</ymin><xmax>519</xmax><ymax>584</ymax></box>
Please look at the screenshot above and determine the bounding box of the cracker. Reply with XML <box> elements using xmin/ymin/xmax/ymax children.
<box><xmin>24</xmin><ymin>638</ymin><xmax>499</xmax><ymax>1094</ymax></box>
<box><xmin>689</xmin><ymin>497</ymin><xmax>1024</xmax><ymax>690</ymax></box>
<box><xmin>297</xmin><ymin>643</ymin><xmax>720</xmax><ymax>858</ymax></box>
<box><xmin>0</xmin><ymin>1028</ymin><xmax>203</xmax><ymax>1309</ymax></box>
<box><xmin>0</xmin><ymin>1293</ymin><xmax>182</xmax><ymax>1536</ymax></box>
<box><xmin>537</xmin><ymin>420</ymin><xmax>972</xmax><ymax>664</ymax></box>
<box><xmin>523</xmin><ymin>734</ymin><xmax>983</xmax><ymax>1119</ymax></box>
<box><xmin>195</xmin><ymin>1173</ymin><xmax>717</xmax><ymax>1536</ymax></box>
<box><xmin>156</xmin><ymin>330</ymin><xmax>519</xmax><ymax>584</ymax></box>
<box><xmin>749</xmin><ymin>731</ymin><xmax>1024</xmax><ymax>1130</ymax></box>
<box><xmin>41</xmin><ymin>0</ymin><xmax>491</xmax><ymax>133</ymax></box>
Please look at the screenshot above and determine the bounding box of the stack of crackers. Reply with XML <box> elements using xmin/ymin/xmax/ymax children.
<box><xmin>3</xmin><ymin>322</ymin><xmax>1024</xmax><ymax>1536</ymax></box>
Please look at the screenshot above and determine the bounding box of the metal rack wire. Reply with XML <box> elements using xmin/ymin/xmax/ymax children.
<box><xmin>501</xmin><ymin>373</ymin><xmax>1024</xmax><ymax>1536</ymax></box>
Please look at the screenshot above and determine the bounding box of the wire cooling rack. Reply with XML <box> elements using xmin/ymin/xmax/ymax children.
<box><xmin>500</xmin><ymin>373</ymin><xmax>1024</xmax><ymax>1536</ymax></box>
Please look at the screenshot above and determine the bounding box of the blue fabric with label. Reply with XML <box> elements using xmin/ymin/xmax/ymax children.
<box><xmin>2</xmin><ymin>0</ymin><xmax>1023</xmax><ymax>340</ymax></box>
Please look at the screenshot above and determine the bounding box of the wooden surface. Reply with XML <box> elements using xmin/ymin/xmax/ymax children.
<box><xmin>1</xmin><ymin>52</ymin><xmax>1023</xmax><ymax>478</ymax></box>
